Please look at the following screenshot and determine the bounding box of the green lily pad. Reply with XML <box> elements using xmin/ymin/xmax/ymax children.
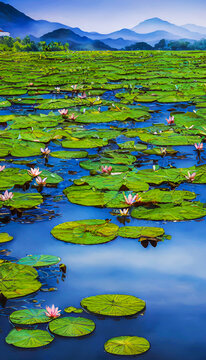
<box><xmin>51</xmin><ymin>219</ymin><xmax>119</xmax><ymax>245</ymax></box>
<box><xmin>118</xmin><ymin>226</ymin><xmax>165</xmax><ymax>239</ymax></box>
<box><xmin>81</xmin><ymin>294</ymin><xmax>145</xmax><ymax>316</ymax></box>
<box><xmin>49</xmin><ymin>317</ymin><xmax>95</xmax><ymax>337</ymax></box>
<box><xmin>6</xmin><ymin>329</ymin><xmax>54</xmax><ymax>348</ymax></box>
<box><xmin>17</xmin><ymin>255</ymin><xmax>61</xmax><ymax>267</ymax></box>
<box><xmin>1</xmin><ymin>192</ymin><xmax>43</xmax><ymax>210</ymax></box>
<box><xmin>131</xmin><ymin>201</ymin><xmax>206</xmax><ymax>221</ymax></box>
<box><xmin>62</xmin><ymin>138</ymin><xmax>108</xmax><ymax>149</ymax></box>
<box><xmin>104</xmin><ymin>336</ymin><xmax>150</xmax><ymax>355</ymax></box>
<box><xmin>0</xmin><ymin>261</ymin><xmax>41</xmax><ymax>299</ymax></box>
<box><xmin>10</xmin><ymin>309</ymin><xmax>50</xmax><ymax>325</ymax></box>
<box><xmin>64</xmin><ymin>307</ymin><xmax>83</xmax><ymax>314</ymax></box>
<box><xmin>0</xmin><ymin>233</ymin><xmax>13</xmax><ymax>243</ymax></box>
<box><xmin>50</xmin><ymin>150</ymin><xmax>88</xmax><ymax>159</ymax></box>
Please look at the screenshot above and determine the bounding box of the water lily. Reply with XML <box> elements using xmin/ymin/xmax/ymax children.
<box><xmin>124</xmin><ymin>193</ymin><xmax>141</xmax><ymax>205</ymax></box>
<box><xmin>69</xmin><ymin>113</ymin><xmax>78</xmax><ymax>120</ymax></box>
<box><xmin>0</xmin><ymin>190</ymin><xmax>13</xmax><ymax>201</ymax></box>
<box><xmin>28</xmin><ymin>167</ymin><xmax>42</xmax><ymax>177</ymax></box>
<box><xmin>28</xmin><ymin>82</ymin><xmax>34</xmax><ymax>86</ymax></box>
<box><xmin>194</xmin><ymin>143</ymin><xmax>203</xmax><ymax>151</ymax></box>
<box><xmin>166</xmin><ymin>116</ymin><xmax>175</xmax><ymax>125</ymax></box>
<box><xmin>0</xmin><ymin>165</ymin><xmax>5</xmax><ymax>172</ymax></box>
<box><xmin>78</xmin><ymin>91</ymin><xmax>87</xmax><ymax>99</ymax></box>
<box><xmin>41</xmin><ymin>147</ymin><xmax>50</xmax><ymax>156</ymax></box>
<box><xmin>101</xmin><ymin>166</ymin><xmax>112</xmax><ymax>174</ymax></box>
<box><xmin>83</xmin><ymin>108</ymin><xmax>86</xmax><ymax>114</ymax></box>
<box><xmin>71</xmin><ymin>84</ymin><xmax>78</xmax><ymax>91</ymax></box>
<box><xmin>153</xmin><ymin>165</ymin><xmax>156</xmax><ymax>171</ymax></box>
<box><xmin>119</xmin><ymin>208</ymin><xmax>129</xmax><ymax>216</ymax></box>
<box><xmin>58</xmin><ymin>109</ymin><xmax>68</xmax><ymax>117</ymax></box>
<box><xmin>36</xmin><ymin>177</ymin><xmax>47</xmax><ymax>186</ymax></box>
<box><xmin>185</xmin><ymin>171</ymin><xmax>196</xmax><ymax>182</ymax></box>
<box><xmin>45</xmin><ymin>305</ymin><xmax>61</xmax><ymax>319</ymax></box>
<box><xmin>160</xmin><ymin>148</ymin><xmax>167</xmax><ymax>155</ymax></box>
<box><xmin>55</xmin><ymin>87</ymin><xmax>60</xmax><ymax>93</ymax></box>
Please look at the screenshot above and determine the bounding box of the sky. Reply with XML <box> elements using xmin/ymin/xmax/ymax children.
<box><xmin>4</xmin><ymin>0</ymin><xmax>206</xmax><ymax>33</ymax></box>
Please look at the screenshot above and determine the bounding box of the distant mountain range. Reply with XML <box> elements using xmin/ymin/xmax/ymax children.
<box><xmin>0</xmin><ymin>1</ymin><xmax>206</xmax><ymax>50</ymax></box>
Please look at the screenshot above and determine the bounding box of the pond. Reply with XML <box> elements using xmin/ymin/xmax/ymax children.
<box><xmin>0</xmin><ymin>51</ymin><xmax>206</xmax><ymax>359</ymax></box>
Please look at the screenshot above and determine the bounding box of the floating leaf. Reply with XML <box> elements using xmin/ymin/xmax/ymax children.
<box><xmin>104</xmin><ymin>336</ymin><xmax>150</xmax><ymax>355</ymax></box>
<box><xmin>0</xmin><ymin>233</ymin><xmax>13</xmax><ymax>243</ymax></box>
<box><xmin>49</xmin><ymin>317</ymin><xmax>95</xmax><ymax>337</ymax></box>
<box><xmin>17</xmin><ymin>255</ymin><xmax>61</xmax><ymax>268</ymax></box>
<box><xmin>81</xmin><ymin>294</ymin><xmax>145</xmax><ymax>316</ymax></box>
<box><xmin>64</xmin><ymin>307</ymin><xmax>83</xmax><ymax>314</ymax></box>
<box><xmin>6</xmin><ymin>329</ymin><xmax>54</xmax><ymax>348</ymax></box>
<box><xmin>10</xmin><ymin>309</ymin><xmax>50</xmax><ymax>325</ymax></box>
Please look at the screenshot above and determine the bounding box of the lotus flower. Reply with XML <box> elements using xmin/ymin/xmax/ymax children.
<box><xmin>119</xmin><ymin>208</ymin><xmax>129</xmax><ymax>216</ymax></box>
<box><xmin>160</xmin><ymin>148</ymin><xmax>167</xmax><ymax>155</ymax></box>
<box><xmin>0</xmin><ymin>165</ymin><xmax>5</xmax><ymax>172</ymax></box>
<box><xmin>71</xmin><ymin>84</ymin><xmax>78</xmax><ymax>91</ymax></box>
<box><xmin>0</xmin><ymin>190</ymin><xmax>13</xmax><ymax>201</ymax></box>
<box><xmin>58</xmin><ymin>109</ymin><xmax>68</xmax><ymax>116</ymax></box>
<box><xmin>69</xmin><ymin>113</ymin><xmax>78</xmax><ymax>120</ymax></box>
<box><xmin>41</xmin><ymin>147</ymin><xmax>50</xmax><ymax>156</ymax></box>
<box><xmin>28</xmin><ymin>167</ymin><xmax>42</xmax><ymax>177</ymax></box>
<box><xmin>185</xmin><ymin>171</ymin><xmax>196</xmax><ymax>182</ymax></box>
<box><xmin>45</xmin><ymin>305</ymin><xmax>61</xmax><ymax>319</ymax></box>
<box><xmin>101</xmin><ymin>166</ymin><xmax>112</xmax><ymax>174</ymax></box>
<box><xmin>124</xmin><ymin>193</ymin><xmax>141</xmax><ymax>205</ymax></box>
<box><xmin>36</xmin><ymin>177</ymin><xmax>47</xmax><ymax>186</ymax></box>
<box><xmin>166</xmin><ymin>116</ymin><xmax>175</xmax><ymax>125</ymax></box>
<box><xmin>194</xmin><ymin>143</ymin><xmax>203</xmax><ymax>151</ymax></box>
<box><xmin>28</xmin><ymin>82</ymin><xmax>34</xmax><ymax>86</ymax></box>
<box><xmin>55</xmin><ymin>87</ymin><xmax>60</xmax><ymax>93</ymax></box>
<box><xmin>78</xmin><ymin>91</ymin><xmax>87</xmax><ymax>99</ymax></box>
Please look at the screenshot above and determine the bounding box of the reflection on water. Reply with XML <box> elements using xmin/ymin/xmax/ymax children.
<box><xmin>0</xmin><ymin>100</ymin><xmax>206</xmax><ymax>359</ymax></box>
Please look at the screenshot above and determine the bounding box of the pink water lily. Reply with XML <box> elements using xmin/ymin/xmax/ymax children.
<box><xmin>119</xmin><ymin>208</ymin><xmax>129</xmax><ymax>216</ymax></box>
<box><xmin>0</xmin><ymin>190</ymin><xmax>13</xmax><ymax>201</ymax></box>
<box><xmin>58</xmin><ymin>109</ymin><xmax>68</xmax><ymax>116</ymax></box>
<box><xmin>36</xmin><ymin>177</ymin><xmax>47</xmax><ymax>186</ymax></box>
<box><xmin>101</xmin><ymin>165</ymin><xmax>112</xmax><ymax>174</ymax></box>
<box><xmin>166</xmin><ymin>116</ymin><xmax>175</xmax><ymax>125</ymax></box>
<box><xmin>71</xmin><ymin>84</ymin><xmax>78</xmax><ymax>91</ymax></box>
<box><xmin>78</xmin><ymin>91</ymin><xmax>87</xmax><ymax>99</ymax></box>
<box><xmin>194</xmin><ymin>143</ymin><xmax>203</xmax><ymax>150</ymax></box>
<box><xmin>185</xmin><ymin>171</ymin><xmax>196</xmax><ymax>182</ymax></box>
<box><xmin>0</xmin><ymin>165</ymin><xmax>5</xmax><ymax>172</ymax></box>
<box><xmin>28</xmin><ymin>167</ymin><xmax>42</xmax><ymax>177</ymax></box>
<box><xmin>41</xmin><ymin>147</ymin><xmax>50</xmax><ymax>156</ymax></box>
<box><xmin>124</xmin><ymin>193</ymin><xmax>141</xmax><ymax>205</ymax></box>
<box><xmin>45</xmin><ymin>305</ymin><xmax>61</xmax><ymax>319</ymax></box>
<box><xmin>69</xmin><ymin>113</ymin><xmax>78</xmax><ymax>120</ymax></box>
<box><xmin>28</xmin><ymin>82</ymin><xmax>34</xmax><ymax>86</ymax></box>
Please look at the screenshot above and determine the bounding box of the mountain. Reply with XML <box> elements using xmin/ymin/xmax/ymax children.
<box><xmin>132</xmin><ymin>18</ymin><xmax>203</xmax><ymax>40</ymax></box>
<box><xmin>39</xmin><ymin>28</ymin><xmax>114</xmax><ymax>50</ymax></box>
<box><xmin>182</xmin><ymin>24</ymin><xmax>206</xmax><ymax>35</ymax></box>
<box><xmin>0</xmin><ymin>1</ymin><xmax>70</xmax><ymax>37</ymax></box>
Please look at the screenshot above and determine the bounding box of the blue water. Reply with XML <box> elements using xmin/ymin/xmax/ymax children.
<box><xmin>0</xmin><ymin>98</ymin><xmax>206</xmax><ymax>359</ymax></box>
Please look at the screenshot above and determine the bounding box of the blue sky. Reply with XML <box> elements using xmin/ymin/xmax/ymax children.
<box><xmin>5</xmin><ymin>0</ymin><xmax>206</xmax><ymax>32</ymax></box>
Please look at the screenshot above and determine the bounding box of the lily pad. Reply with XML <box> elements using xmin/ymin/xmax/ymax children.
<box><xmin>0</xmin><ymin>261</ymin><xmax>41</xmax><ymax>299</ymax></box>
<box><xmin>10</xmin><ymin>309</ymin><xmax>50</xmax><ymax>325</ymax></box>
<box><xmin>51</xmin><ymin>219</ymin><xmax>119</xmax><ymax>245</ymax></box>
<box><xmin>64</xmin><ymin>307</ymin><xmax>83</xmax><ymax>314</ymax></box>
<box><xmin>104</xmin><ymin>336</ymin><xmax>150</xmax><ymax>356</ymax></box>
<box><xmin>118</xmin><ymin>226</ymin><xmax>165</xmax><ymax>239</ymax></box>
<box><xmin>49</xmin><ymin>317</ymin><xmax>95</xmax><ymax>337</ymax></box>
<box><xmin>50</xmin><ymin>150</ymin><xmax>88</xmax><ymax>159</ymax></box>
<box><xmin>0</xmin><ymin>233</ymin><xmax>13</xmax><ymax>243</ymax></box>
<box><xmin>17</xmin><ymin>255</ymin><xmax>61</xmax><ymax>267</ymax></box>
<box><xmin>81</xmin><ymin>294</ymin><xmax>145</xmax><ymax>316</ymax></box>
<box><xmin>5</xmin><ymin>329</ymin><xmax>54</xmax><ymax>348</ymax></box>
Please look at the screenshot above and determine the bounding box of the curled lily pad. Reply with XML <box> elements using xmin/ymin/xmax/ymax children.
<box><xmin>104</xmin><ymin>336</ymin><xmax>150</xmax><ymax>356</ymax></box>
<box><xmin>49</xmin><ymin>317</ymin><xmax>95</xmax><ymax>337</ymax></box>
<box><xmin>6</xmin><ymin>329</ymin><xmax>54</xmax><ymax>348</ymax></box>
<box><xmin>0</xmin><ymin>233</ymin><xmax>13</xmax><ymax>243</ymax></box>
<box><xmin>10</xmin><ymin>309</ymin><xmax>50</xmax><ymax>325</ymax></box>
<box><xmin>81</xmin><ymin>294</ymin><xmax>145</xmax><ymax>316</ymax></box>
<box><xmin>17</xmin><ymin>255</ymin><xmax>61</xmax><ymax>267</ymax></box>
<box><xmin>51</xmin><ymin>219</ymin><xmax>119</xmax><ymax>245</ymax></box>
<box><xmin>0</xmin><ymin>261</ymin><xmax>41</xmax><ymax>299</ymax></box>
<box><xmin>64</xmin><ymin>307</ymin><xmax>83</xmax><ymax>314</ymax></box>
